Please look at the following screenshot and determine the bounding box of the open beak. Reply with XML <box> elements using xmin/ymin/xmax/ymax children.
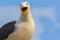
<box><xmin>21</xmin><ymin>7</ymin><xmax>28</xmax><ymax>12</ymax></box>
<box><xmin>21</xmin><ymin>6</ymin><xmax>28</xmax><ymax>16</ymax></box>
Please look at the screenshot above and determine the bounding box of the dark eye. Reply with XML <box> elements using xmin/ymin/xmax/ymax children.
<box><xmin>26</xmin><ymin>3</ymin><xmax>28</xmax><ymax>5</ymax></box>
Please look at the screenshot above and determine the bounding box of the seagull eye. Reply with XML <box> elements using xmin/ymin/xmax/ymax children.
<box><xmin>26</xmin><ymin>3</ymin><xmax>28</xmax><ymax>5</ymax></box>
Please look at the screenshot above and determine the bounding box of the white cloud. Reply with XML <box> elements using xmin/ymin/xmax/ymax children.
<box><xmin>31</xmin><ymin>6</ymin><xmax>60</xmax><ymax>40</ymax></box>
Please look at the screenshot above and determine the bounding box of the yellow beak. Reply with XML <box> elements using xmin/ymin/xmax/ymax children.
<box><xmin>21</xmin><ymin>6</ymin><xmax>28</xmax><ymax>16</ymax></box>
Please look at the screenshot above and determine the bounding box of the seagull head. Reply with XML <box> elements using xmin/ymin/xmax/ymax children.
<box><xmin>20</xmin><ymin>2</ymin><xmax>30</xmax><ymax>16</ymax></box>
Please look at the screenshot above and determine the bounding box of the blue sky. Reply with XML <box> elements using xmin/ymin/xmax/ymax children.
<box><xmin>0</xmin><ymin>0</ymin><xmax>60</xmax><ymax>40</ymax></box>
<box><xmin>0</xmin><ymin>0</ymin><xmax>60</xmax><ymax>7</ymax></box>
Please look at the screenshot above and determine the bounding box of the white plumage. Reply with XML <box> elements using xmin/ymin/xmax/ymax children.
<box><xmin>6</xmin><ymin>2</ymin><xmax>35</xmax><ymax>40</ymax></box>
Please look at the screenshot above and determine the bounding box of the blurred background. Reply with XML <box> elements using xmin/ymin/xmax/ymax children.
<box><xmin>0</xmin><ymin>0</ymin><xmax>60</xmax><ymax>40</ymax></box>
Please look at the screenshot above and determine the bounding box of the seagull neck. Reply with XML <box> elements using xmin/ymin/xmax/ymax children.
<box><xmin>20</xmin><ymin>11</ymin><xmax>33</xmax><ymax>22</ymax></box>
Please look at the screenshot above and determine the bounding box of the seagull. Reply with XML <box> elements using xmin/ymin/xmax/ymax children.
<box><xmin>0</xmin><ymin>2</ymin><xmax>35</xmax><ymax>40</ymax></box>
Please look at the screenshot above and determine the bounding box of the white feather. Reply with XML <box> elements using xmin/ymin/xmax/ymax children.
<box><xmin>6</xmin><ymin>2</ymin><xmax>35</xmax><ymax>40</ymax></box>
